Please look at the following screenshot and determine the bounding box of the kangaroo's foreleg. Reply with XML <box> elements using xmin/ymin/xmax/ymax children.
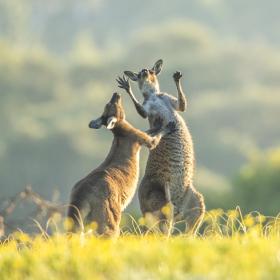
<box><xmin>173</xmin><ymin>71</ymin><xmax>187</xmax><ymax>112</ymax></box>
<box><xmin>135</xmin><ymin>129</ymin><xmax>162</xmax><ymax>150</ymax></box>
<box><xmin>117</xmin><ymin>76</ymin><xmax>148</xmax><ymax>118</ymax></box>
<box><xmin>137</xmin><ymin>121</ymin><xmax>176</xmax><ymax>149</ymax></box>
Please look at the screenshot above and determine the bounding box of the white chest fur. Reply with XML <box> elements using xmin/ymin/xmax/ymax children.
<box><xmin>143</xmin><ymin>94</ymin><xmax>174</xmax><ymax>124</ymax></box>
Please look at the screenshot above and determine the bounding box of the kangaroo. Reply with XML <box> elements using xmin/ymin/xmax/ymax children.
<box><xmin>117</xmin><ymin>59</ymin><xmax>205</xmax><ymax>234</ymax></box>
<box><xmin>67</xmin><ymin>92</ymin><xmax>174</xmax><ymax>237</ymax></box>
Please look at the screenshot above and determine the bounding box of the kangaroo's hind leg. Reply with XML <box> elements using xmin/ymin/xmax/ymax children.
<box><xmin>138</xmin><ymin>177</ymin><xmax>166</xmax><ymax>215</ymax></box>
<box><xmin>138</xmin><ymin>177</ymin><xmax>173</xmax><ymax>233</ymax></box>
<box><xmin>86</xmin><ymin>198</ymin><xmax>121</xmax><ymax>238</ymax></box>
<box><xmin>180</xmin><ymin>186</ymin><xmax>205</xmax><ymax>235</ymax></box>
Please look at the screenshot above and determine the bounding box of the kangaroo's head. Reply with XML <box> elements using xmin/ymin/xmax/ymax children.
<box><xmin>124</xmin><ymin>59</ymin><xmax>163</xmax><ymax>96</ymax></box>
<box><xmin>89</xmin><ymin>92</ymin><xmax>125</xmax><ymax>130</ymax></box>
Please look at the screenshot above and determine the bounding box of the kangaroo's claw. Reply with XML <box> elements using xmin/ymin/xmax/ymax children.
<box><xmin>150</xmin><ymin>136</ymin><xmax>161</xmax><ymax>150</ymax></box>
<box><xmin>173</xmin><ymin>71</ymin><xmax>182</xmax><ymax>82</ymax></box>
<box><xmin>116</xmin><ymin>76</ymin><xmax>130</xmax><ymax>92</ymax></box>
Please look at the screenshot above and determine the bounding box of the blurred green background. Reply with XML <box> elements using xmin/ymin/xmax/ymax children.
<box><xmin>0</xmin><ymin>0</ymin><xmax>279</xmax><ymax>216</ymax></box>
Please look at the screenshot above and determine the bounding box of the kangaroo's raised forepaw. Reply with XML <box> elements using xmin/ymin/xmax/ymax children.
<box><xmin>173</xmin><ymin>71</ymin><xmax>182</xmax><ymax>82</ymax></box>
<box><xmin>166</xmin><ymin>121</ymin><xmax>177</xmax><ymax>134</ymax></box>
<box><xmin>150</xmin><ymin>136</ymin><xmax>161</xmax><ymax>150</ymax></box>
<box><xmin>116</xmin><ymin>76</ymin><xmax>131</xmax><ymax>93</ymax></box>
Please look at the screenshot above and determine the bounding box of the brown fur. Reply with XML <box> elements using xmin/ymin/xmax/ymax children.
<box><xmin>149</xmin><ymin>72</ymin><xmax>156</xmax><ymax>83</ymax></box>
<box><xmin>67</xmin><ymin>93</ymin><xmax>169</xmax><ymax>237</ymax></box>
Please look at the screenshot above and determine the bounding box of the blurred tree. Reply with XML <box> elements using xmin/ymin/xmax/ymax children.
<box><xmin>232</xmin><ymin>148</ymin><xmax>280</xmax><ymax>215</ymax></box>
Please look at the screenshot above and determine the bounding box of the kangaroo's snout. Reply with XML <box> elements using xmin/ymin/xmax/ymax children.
<box><xmin>89</xmin><ymin>118</ymin><xmax>103</xmax><ymax>129</ymax></box>
<box><xmin>141</xmin><ymin>69</ymin><xmax>149</xmax><ymax>78</ymax></box>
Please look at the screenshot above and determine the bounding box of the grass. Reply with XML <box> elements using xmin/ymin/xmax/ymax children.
<box><xmin>0</xmin><ymin>209</ymin><xmax>280</xmax><ymax>280</ymax></box>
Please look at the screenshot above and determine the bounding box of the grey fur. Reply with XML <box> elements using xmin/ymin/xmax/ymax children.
<box><xmin>118</xmin><ymin>61</ymin><xmax>205</xmax><ymax>234</ymax></box>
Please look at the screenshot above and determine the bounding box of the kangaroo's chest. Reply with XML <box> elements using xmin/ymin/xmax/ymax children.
<box><xmin>143</xmin><ymin>96</ymin><xmax>174</xmax><ymax>126</ymax></box>
<box><xmin>121</xmin><ymin>150</ymin><xmax>140</xmax><ymax>211</ymax></box>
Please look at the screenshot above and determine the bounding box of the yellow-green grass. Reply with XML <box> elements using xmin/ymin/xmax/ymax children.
<box><xmin>1</xmin><ymin>209</ymin><xmax>280</xmax><ymax>280</ymax></box>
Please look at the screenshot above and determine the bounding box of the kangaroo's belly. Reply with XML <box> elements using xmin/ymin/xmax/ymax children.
<box><xmin>144</xmin><ymin>115</ymin><xmax>194</xmax><ymax>190</ymax></box>
<box><xmin>144</xmin><ymin>96</ymin><xmax>176</xmax><ymax>126</ymax></box>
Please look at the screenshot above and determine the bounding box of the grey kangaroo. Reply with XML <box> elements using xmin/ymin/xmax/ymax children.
<box><xmin>67</xmin><ymin>92</ymin><xmax>174</xmax><ymax>237</ymax></box>
<box><xmin>117</xmin><ymin>59</ymin><xmax>205</xmax><ymax>234</ymax></box>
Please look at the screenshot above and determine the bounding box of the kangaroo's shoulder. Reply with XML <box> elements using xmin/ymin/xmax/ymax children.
<box><xmin>143</xmin><ymin>92</ymin><xmax>171</xmax><ymax>105</ymax></box>
<box><xmin>150</xmin><ymin>92</ymin><xmax>177</xmax><ymax>112</ymax></box>
<box><xmin>158</xmin><ymin>92</ymin><xmax>177</xmax><ymax>103</ymax></box>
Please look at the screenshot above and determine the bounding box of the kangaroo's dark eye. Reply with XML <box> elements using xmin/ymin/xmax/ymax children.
<box><xmin>149</xmin><ymin>70</ymin><xmax>155</xmax><ymax>74</ymax></box>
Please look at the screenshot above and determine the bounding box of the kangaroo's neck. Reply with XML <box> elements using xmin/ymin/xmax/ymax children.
<box><xmin>140</xmin><ymin>81</ymin><xmax>160</xmax><ymax>98</ymax></box>
<box><xmin>97</xmin><ymin>121</ymin><xmax>138</xmax><ymax>167</ymax></box>
<box><xmin>111</xmin><ymin>120</ymin><xmax>134</xmax><ymax>137</ymax></box>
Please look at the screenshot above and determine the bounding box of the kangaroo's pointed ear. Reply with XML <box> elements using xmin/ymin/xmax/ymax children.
<box><xmin>152</xmin><ymin>59</ymin><xmax>163</xmax><ymax>75</ymax></box>
<box><xmin>124</xmin><ymin>71</ymin><xmax>139</xmax><ymax>81</ymax></box>
<box><xmin>110</xmin><ymin>92</ymin><xmax>121</xmax><ymax>104</ymax></box>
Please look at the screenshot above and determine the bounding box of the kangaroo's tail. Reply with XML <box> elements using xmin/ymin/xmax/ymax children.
<box><xmin>67</xmin><ymin>201</ymin><xmax>90</xmax><ymax>233</ymax></box>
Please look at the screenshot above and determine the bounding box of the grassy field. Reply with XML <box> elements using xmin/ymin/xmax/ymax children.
<box><xmin>0</xmin><ymin>210</ymin><xmax>280</xmax><ymax>280</ymax></box>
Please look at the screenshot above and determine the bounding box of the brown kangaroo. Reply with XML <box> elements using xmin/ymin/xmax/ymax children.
<box><xmin>67</xmin><ymin>92</ymin><xmax>174</xmax><ymax>237</ymax></box>
<box><xmin>117</xmin><ymin>60</ymin><xmax>205</xmax><ymax>234</ymax></box>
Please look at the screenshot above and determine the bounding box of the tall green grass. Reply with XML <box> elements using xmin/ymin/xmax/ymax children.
<box><xmin>0</xmin><ymin>209</ymin><xmax>280</xmax><ymax>280</ymax></box>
